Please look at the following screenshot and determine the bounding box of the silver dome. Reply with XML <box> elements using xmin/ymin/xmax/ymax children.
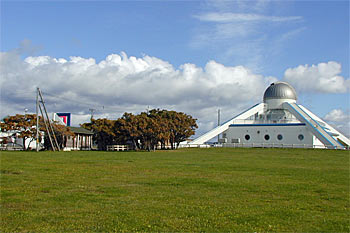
<box><xmin>263</xmin><ymin>82</ymin><xmax>297</xmax><ymax>102</ymax></box>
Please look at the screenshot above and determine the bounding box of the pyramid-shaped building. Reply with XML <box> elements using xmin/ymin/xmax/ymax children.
<box><xmin>189</xmin><ymin>82</ymin><xmax>349</xmax><ymax>149</ymax></box>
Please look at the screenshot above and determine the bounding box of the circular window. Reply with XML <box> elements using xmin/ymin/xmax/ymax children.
<box><xmin>298</xmin><ymin>134</ymin><xmax>304</xmax><ymax>141</ymax></box>
<box><xmin>245</xmin><ymin>134</ymin><xmax>250</xmax><ymax>140</ymax></box>
<box><xmin>264</xmin><ymin>134</ymin><xmax>270</xmax><ymax>141</ymax></box>
<box><xmin>277</xmin><ymin>134</ymin><xmax>283</xmax><ymax>140</ymax></box>
<box><xmin>257</xmin><ymin>131</ymin><xmax>260</xmax><ymax>134</ymax></box>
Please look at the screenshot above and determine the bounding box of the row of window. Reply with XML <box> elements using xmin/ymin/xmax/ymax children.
<box><xmin>244</xmin><ymin>134</ymin><xmax>304</xmax><ymax>141</ymax></box>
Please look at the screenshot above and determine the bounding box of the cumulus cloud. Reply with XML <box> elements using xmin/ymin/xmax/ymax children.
<box><xmin>0</xmin><ymin>51</ymin><xmax>273</xmax><ymax>135</ymax></box>
<box><xmin>1</xmin><ymin>49</ymin><xmax>348</xmax><ymax>138</ymax></box>
<box><xmin>325</xmin><ymin>109</ymin><xmax>349</xmax><ymax>122</ymax></box>
<box><xmin>283</xmin><ymin>62</ymin><xmax>350</xmax><ymax>93</ymax></box>
<box><xmin>324</xmin><ymin>109</ymin><xmax>350</xmax><ymax>137</ymax></box>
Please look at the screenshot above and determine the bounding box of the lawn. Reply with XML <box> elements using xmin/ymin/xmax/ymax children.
<box><xmin>1</xmin><ymin>148</ymin><xmax>349</xmax><ymax>232</ymax></box>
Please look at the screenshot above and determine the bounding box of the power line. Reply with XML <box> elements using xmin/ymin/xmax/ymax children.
<box><xmin>41</xmin><ymin>91</ymin><xmax>126</xmax><ymax>112</ymax></box>
<box><xmin>42</xmin><ymin>92</ymin><xmax>100</xmax><ymax>108</ymax></box>
<box><xmin>4</xmin><ymin>89</ymin><xmax>149</xmax><ymax>118</ymax></box>
<box><xmin>4</xmin><ymin>89</ymin><xmax>131</xmax><ymax>113</ymax></box>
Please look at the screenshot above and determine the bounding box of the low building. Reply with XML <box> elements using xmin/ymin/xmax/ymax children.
<box><xmin>63</xmin><ymin>127</ymin><xmax>94</xmax><ymax>151</ymax></box>
<box><xmin>0</xmin><ymin>129</ymin><xmax>44</xmax><ymax>150</ymax></box>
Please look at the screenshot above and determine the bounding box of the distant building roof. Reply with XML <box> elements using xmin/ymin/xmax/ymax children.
<box><xmin>69</xmin><ymin>127</ymin><xmax>94</xmax><ymax>135</ymax></box>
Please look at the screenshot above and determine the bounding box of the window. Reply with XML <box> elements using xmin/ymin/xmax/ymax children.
<box><xmin>245</xmin><ymin>134</ymin><xmax>250</xmax><ymax>140</ymax></box>
<box><xmin>277</xmin><ymin>134</ymin><xmax>283</xmax><ymax>140</ymax></box>
<box><xmin>298</xmin><ymin>134</ymin><xmax>304</xmax><ymax>141</ymax></box>
<box><xmin>231</xmin><ymin>139</ymin><xmax>240</xmax><ymax>143</ymax></box>
<box><xmin>264</xmin><ymin>134</ymin><xmax>270</xmax><ymax>140</ymax></box>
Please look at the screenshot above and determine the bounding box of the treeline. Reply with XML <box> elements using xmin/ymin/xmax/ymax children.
<box><xmin>82</xmin><ymin>109</ymin><xmax>198</xmax><ymax>150</ymax></box>
<box><xmin>0</xmin><ymin>110</ymin><xmax>197</xmax><ymax>151</ymax></box>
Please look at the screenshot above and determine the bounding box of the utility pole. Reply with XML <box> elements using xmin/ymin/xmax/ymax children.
<box><xmin>39</xmin><ymin>104</ymin><xmax>55</xmax><ymax>151</ymax></box>
<box><xmin>217</xmin><ymin>109</ymin><xmax>221</xmax><ymax>143</ymax></box>
<box><xmin>38</xmin><ymin>89</ymin><xmax>60</xmax><ymax>151</ymax></box>
<box><xmin>37</xmin><ymin>88</ymin><xmax>60</xmax><ymax>151</ymax></box>
<box><xmin>36</xmin><ymin>88</ymin><xmax>39</xmax><ymax>152</ymax></box>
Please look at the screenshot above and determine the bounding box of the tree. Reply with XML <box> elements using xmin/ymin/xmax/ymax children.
<box><xmin>165</xmin><ymin>111</ymin><xmax>198</xmax><ymax>149</ymax></box>
<box><xmin>136</xmin><ymin>112</ymin><xmax>158</xmax><ymax>151</ymax></box>
<box><xmin>115</xmin><ymin>113</ymin><xmax>142</xmax><ymax>150</ymax></box>
<box><xmin>148</xmin><ymin>109</ymin><xmax>171</xmax><ymax>149</ymax></box>
<box><xmin>81</xmin><ymin>109</ymin><xmax>198</xmax><ymax>151</ymax></box>
<box><xmin>0</xmin><ymin>114</ymin><xmax>40</xmax><ymax>150</ymax></box>
<box><xmin>116</xmin><ymin>109</ymin><xmax>198</xmax><ymax>150</ymax></box>
<box><xmin>81</xmin><ymin>118</ymin><xmax>116</xmax><ymax>150</ymax></box>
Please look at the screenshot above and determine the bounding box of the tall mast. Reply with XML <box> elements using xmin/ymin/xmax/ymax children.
<box><xmin>36</xmin><ymin>88</ymin><xmax>39</xmax><ymax>152</ymax></box>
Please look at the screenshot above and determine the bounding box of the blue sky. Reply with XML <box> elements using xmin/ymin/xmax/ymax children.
<box><xmin>2</xmin><ymin>1</ymin><xmax>348</xmax><ymax>75</ymax></box>
<box><xmin>1</xmin><ymin>0</ymin><xmax>349</xmax><ymax>136</ymax></box>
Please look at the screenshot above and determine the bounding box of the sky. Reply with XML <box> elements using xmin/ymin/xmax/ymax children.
<box><xmin>1</xmin><ymin>0</ymin><xmax>349</xmax><ymax>137</ymax></box>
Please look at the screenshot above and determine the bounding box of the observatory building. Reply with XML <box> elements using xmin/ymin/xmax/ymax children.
<box><xmin>189</xmin><ymin>82</ymin><xmax>349</xmax><ymax>149</ymax></box>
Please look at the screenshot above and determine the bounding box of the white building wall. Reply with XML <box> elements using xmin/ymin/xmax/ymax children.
<box><xmin>1</xmin><ymin>131</ymin><xmax>43</xmax><ymax>150</ymax></box>
<box><xmin>313</xmin><ymin>135</ymin><xmax>326</xmax><ymax>149</ymax></box>
<box><xmin>223</xmin><ymin>124</ymin><xmax>315</xmax><ymax>147</ymax></box>
<box><xmin>15</xmin><ymin>137</ymin><xmax>44</xmax><ymax>150</ymax></box>
<box><xmin>265</xmin><ymin>98</ymin><xmax>296</xmax><ymax>110</ymax></box>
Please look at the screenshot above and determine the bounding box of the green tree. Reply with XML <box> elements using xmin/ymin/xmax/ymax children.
<box><xmin>82</xmin><ymin>109</ymin><xmax>198</xmax><ymax>151</ymax></box>
<box><xmin>148</xmin><ymin>109</ymin><xmax>171</xmax><ymax>149</ymax></box>
<box><xmin>137</xmin><ymin>112</ymin><xmax>159</xmax><ymax>151</ymax></box>
<box><xmin>115</xmin><ymin>110</ymin><xmax>198</xmax><ymax>150</ymax></box>
<box><xmin>115</xmin><ymin>113</ymin><xmax>142</xmax><ymax>150</ymax></box>
<box><xmin>81</xmin><ymin>118</ymin><xmax>116</xmax><ymax>150</ymax></box>
<box><xmin>166</xmin><ymin>111</ymin><xmax>198</xmax><ymax>149</ymax></box>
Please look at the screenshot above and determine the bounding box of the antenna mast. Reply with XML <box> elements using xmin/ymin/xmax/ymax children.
<box><xmin>89</xmin><ymin>108</ymin><xmax>96</xmax><ymax>122</ymax></box>
<box><xmin>217</xmin><ymin>109</ymin><xmax>221</xmax><ymax>143</ymax></box>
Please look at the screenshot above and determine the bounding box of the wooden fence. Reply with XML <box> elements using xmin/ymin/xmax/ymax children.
<box><xmin>107</xmin><ymin>145</ymin><xmax>130</xmax><ymax>151</ymax></box>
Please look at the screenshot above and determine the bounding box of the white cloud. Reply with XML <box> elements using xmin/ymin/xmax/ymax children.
<box><xmin>1</xmin><ymin>50</ymin><xmax>347</xmax><ymax>138</ymax></box>
<box><xmin>324</xmin><ymin>109</ymin><xmax>350</xmax><ymax>137</ymax></box>
<box><xmin>283</xmin><ymin>62</ymin><xmax>350</xmax><ymax>93</ymax></box>
<box><xmin>205</xmin><ymin>0</ymin><xmax>275</xmax><ymax>14</ymax></box>
<box><xmin>191</xmin><ymin>3</ymin><xmax>304</xmax><ymax>72</ymax></box>
<box><xmin>324</xmin><ymin>109</ymin><xmax>350</xmax><ymax>122</ymax></box>
<box><xmin>194</xmin><ymin>12</ymin><xmax>302</xmax><ymax>23</ymax></box>
<box><xmin>0</xmin><ymin>51</ymin><xmax>273</xmax><ymax>135</ymax></box>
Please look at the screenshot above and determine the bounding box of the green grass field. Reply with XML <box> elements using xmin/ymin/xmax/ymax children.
<box><xmin>1</xmin><ymin>148</ymin><xmax>349</xmax><ymax>232</ymax></box>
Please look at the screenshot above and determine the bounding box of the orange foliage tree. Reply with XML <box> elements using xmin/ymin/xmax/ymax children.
<box><xmin>0</xmin><ymin>114</ymin><xmax>40</xmax><ymax>150</ymax></box>
<box><xmin>82</xmin><ymin>109</ymin><xmax>198</xmax><ymax>151</ymax></box>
